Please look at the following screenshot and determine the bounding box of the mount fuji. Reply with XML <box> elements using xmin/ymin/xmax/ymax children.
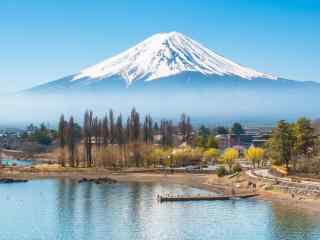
<box><xmin>27</xmin><ymin>31</ymin><xmax>312</xmax><ymax>94</ymax></box>
<box><xmin>70</xmin><ymin>31</ymin><xmax>277</xmax><ymax>84</ymax></box>
<box><xmin>21</xmin><ymin>32</ymin><xmax>320</xmax><ymax>122</ymax></box>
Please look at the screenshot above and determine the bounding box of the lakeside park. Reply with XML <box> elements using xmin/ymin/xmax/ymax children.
<box><xmin>1</xmin><ymin>109</ymin><xmax>320</xmax><ymax>239</ymax></box>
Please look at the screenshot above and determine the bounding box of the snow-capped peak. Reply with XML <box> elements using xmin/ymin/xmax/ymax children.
<box><xmin>72</xmin><ymin>32</ymin><xmax>277</xmax><ymax>84</ymax></box>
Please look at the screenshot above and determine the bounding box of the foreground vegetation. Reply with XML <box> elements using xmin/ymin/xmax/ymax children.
<box><xmin>56</xmin><ymin>109</ymin><xmax>224</xmax><ymax>169</ymax></box>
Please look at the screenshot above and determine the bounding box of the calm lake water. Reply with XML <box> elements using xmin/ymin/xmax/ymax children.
<box><xmin>0</xmin><ymin>159</ymin><xmax>34</xmax><ymax>167</ymax></box>
<box><xmin>0</xmin><ymin>180</ymin><xmax>320</xmax><ymax>240</ymax></box>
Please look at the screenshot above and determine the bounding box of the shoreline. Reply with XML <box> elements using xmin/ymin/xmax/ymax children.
<box><xmin>1</xmin><ymin>167</ymin><xmax>320</xmax><ymax>215</ymax></box>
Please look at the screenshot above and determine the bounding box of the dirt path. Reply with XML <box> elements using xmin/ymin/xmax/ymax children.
<box><xmin>250</xmin><ymin>168</ymin><xmax>320</xmax><ymax>187</ymax></box>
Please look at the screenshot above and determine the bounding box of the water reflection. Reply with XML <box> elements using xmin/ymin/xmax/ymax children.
<box><xmin>56</xmin><ymin>180</ymin><xmax>77</xmax><ymax>239</ymax></box>
<box><xmin>271</xmin><ymin>203</ymin><xmax>319</xmax><ymax>240</ymax></box>
<box><xmin>0</xmin><ymin>180</ymin><xmax>319</xmax><ymax>240</ymax></box>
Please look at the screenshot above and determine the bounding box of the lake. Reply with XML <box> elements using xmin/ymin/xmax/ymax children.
<box><xmin>0</xmin><ymin>159</ymin><xmax>34</xmax><ymax>167</ymax></box>
<box><xmin>0</xmin><ymin>180</ymin><xmax>320</xmax><ymax>240</ymax></box>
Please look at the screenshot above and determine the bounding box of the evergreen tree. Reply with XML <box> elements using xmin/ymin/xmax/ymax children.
<box><xmin>130</xmin><ymin>108</ymin><xmax>140</xmax><ymax>142</ymax></box>
<box><xmin>97</xmin><ymin>119</ymin><xmax>103</xmax><ymax>148</ymax></box>
<box><xmin>116</xmin><ymin>114</ymin><xmax>126</xmax><ymax>166</ymax></box>
<box><xmin>214</xmin><ymin>126</ymin><xmax>228</xmax><ymax>135</ymax></box>
<box><xmin>143</xmin><ymin>114</ymin><xmax>153</xmax><ymax>144</ymax></box>
<box><xmin>186</xmin><ymin>116</ymin><xmax>192</xmax><ymax>144</ymax></box>
<box><xmin>67</xmin><ymin>116</ymin><xmax>76</xmax><ymax>167</ymax></box>
<box><xmin>92</xmin><ymin>116</ymin><xmax>99</xmax><ymax>147</ymax></box>
<box><xmin>231</xmin><ymin>122</ymin><xmax>244</xmax><ymax>135</ymax></box>
<box><xmin>268</xmin><ymin>120</ymin><xmax>295</xmax><ymax>169</ymax></box>
<box><xmin>109</xmin><ymin>109</ymin><xmax>115</xmax><ymax>144</ymax></box>
<box><xmin>58</xmin><ymin>114</ymin><xmax>66</xmax><ymax>148</ymax></box>
<box><xmin>58</xmin><ymin>114</ymin><xmax>67</xmax><ymax>166</ymax></box>
<box><xmin>116</xmin><ymin>114</ymin><xmax>124</xmax><ymax>145</ymax></box>
<box><xmin>231</xmin><ymin>122</ymin><xmax>244</xmax><ymax>145</ymax></box>
<box><xmin>130</xmin><ymin>108</ymin><xmax>141</xmax><ymax>166</ymax></box>
<box><xmin>179</xmin><ymin>113</ymin><xmax>188</xmax><ymax>142</ymax></box>
<box><xmin>126</xmin><ymin>117</ymin><xmax>131</xmax><ymax>143</ymax></box>
<box><xmin>293</xmin><ymin>117</ymin><xmax>316</xmax><ymax>170</ymax></box>
<box><xmin>160</xmin><ymin>120</ymin><xmax>174</xmax><ymax>147</ymax></box>
<box><xmin>294</xmin><ymin>117</ymin><xmax>316</xmax><ymax>157</ymax></box>
<box><xmin>153</xmin><ymin>122</ymin><xmax>159</xmax><ymax>132</ymax></box>
<box><xmin>102</xmin><ymin>114</ymin><xmax>109</xmax><ymax>147</ymax></box>
<box><xmin>198</xmin><ymin>125</ymin><xmax>210</xmax><ymax>138</ymax></box>
<box><xmin>83</xmin><ymin>110</ymin><xmax>93</xmax><ymax>167</ymax></box>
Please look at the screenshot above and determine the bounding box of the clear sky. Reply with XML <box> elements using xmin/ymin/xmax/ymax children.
<box><xmin>1</xmin><ymin>0</ymin><xmax>319</xmax><ymax>93</ymax></box>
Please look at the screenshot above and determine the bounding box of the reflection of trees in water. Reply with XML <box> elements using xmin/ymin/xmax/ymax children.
<box><xmin>127</xmin><ymin>183</ymin><xmax>144</xmax><ymax>230</ymax></box>
<box><xmin>56</xmin><ymin>179</ymin><xmax>77</xmax><ymax>239</ymax></box>
<box><xmin>57</xmin><ymin>180</ymin><xmax>98</xmax><ymax>239</ymax></box>
<box><xmin>57</xmin><ymin>180</ymin><xmax>142</xmax><ymax>239</ymax></box>
<box><xmin>82</xmin><ymin>181</ymin><xmax>94</xmax><ymax>239</ymax></box>
<box><xmin>270</xmin><ymin>203</ymin><xmax>320</xmax><ymax>240</ymax></box>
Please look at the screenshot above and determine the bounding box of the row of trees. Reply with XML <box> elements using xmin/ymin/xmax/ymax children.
<box><xmin>57</xmin><ymin>109</ymin><xmax>194</xmax><ymax>168</ymax></box>
<box><xmin>55</xmin><ymin>108</ymin><xmax>320</xmax><ymax>175</ymax></box>
<box><xmin>58</xmin><ymin>115</ymin><xmax>81</xmax><ymax>167</ymax></box>
<box><xmin>195</xmin><ymin>122</ymin><xmax>245</xmax><ymax>148</ymax></box>
<box><xmin>197</xmin><ymin>123</ymin><xmax>244</xmax><ymax>137</ymax></box>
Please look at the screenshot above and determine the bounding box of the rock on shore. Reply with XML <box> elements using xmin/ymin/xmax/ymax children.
<box><xmin>78</xmin><ymin>177</ymin><xmax>117</xmax><ymax>184</ymax></box>
<box><xmin>0</xmin><ymin>178</ymin><xmax>28</xmax><ymax>183</ymax></box>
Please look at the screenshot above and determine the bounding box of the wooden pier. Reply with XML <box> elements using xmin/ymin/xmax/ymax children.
<box><xmin>158</xmin><ymin>193</ymin><xmax>259</xmax><ymax>202</ymax></box>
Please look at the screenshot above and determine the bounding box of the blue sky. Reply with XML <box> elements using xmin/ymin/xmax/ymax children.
<box><xmin>1</xmin><ymin>0</ymin><xmax>319</xmax><ymax>93</ymax></box>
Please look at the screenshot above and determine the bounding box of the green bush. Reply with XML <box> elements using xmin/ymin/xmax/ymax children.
<box><xmin>216</xmin><ymin>166</ymin><xmax>227</xmax><ymax>177</ymax></box>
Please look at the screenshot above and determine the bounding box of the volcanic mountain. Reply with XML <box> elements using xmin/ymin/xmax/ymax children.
<box><xmin>28</xmin><ymin>31</ymin><xmax>310</xmax><ymax>94</ymax></box>
<box><xmin>18</xmin><ymin>32</ymin><xmax>320</xmax><ymax>122</ymax></box>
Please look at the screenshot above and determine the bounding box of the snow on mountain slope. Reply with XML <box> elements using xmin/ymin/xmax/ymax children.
<box><xmin>72</xmin><ymin>32</ymin><xmax>277</xmax><ymax>85</ymax></box>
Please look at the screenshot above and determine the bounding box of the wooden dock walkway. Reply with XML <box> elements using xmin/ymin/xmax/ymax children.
<box><xmin>158</xmin><ymin>193</ymin><xmax>259</xmax><ymax>202</ymax></box>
